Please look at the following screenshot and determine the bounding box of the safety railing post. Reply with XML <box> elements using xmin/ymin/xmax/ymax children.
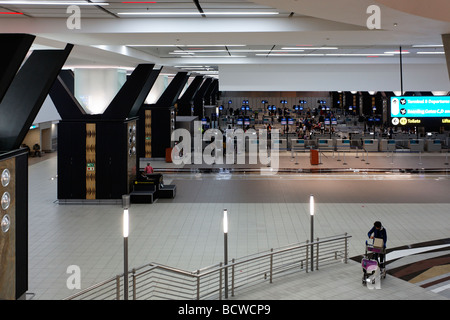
<box><xmin>219</xmin><ymin>262</ymin><xmax>223</xmax><ymax>300</ymax></box>
<box><xmin>316</xmin><ymin>237</ymin><xmax>319</xmax><ymax>271</ymax></box>
<box><xmin>196</xmin><ymin>269</ymin><xmax>200</xmax><ymax>300</ymax></box>
<box><xmin>231</xmin><ymin>259</ymin><xmax>235</xmax><ymax>297</ymax></box>
<box><xmin>344</xmin><ymin>233</ymin><xmax>348</xmax><ymax>263</ymax></box>
<box><xmin>116</xmin><ymin>275</ymin><xmax>121</xmax><ymax>300</ymax></box>
<box><xmin>132</xmin><ymin>268</ymin><xmax>136</xmax><ymax>300</ymax></box>
<box><xmin>269</xmin><ymin>249</ymin><xmax>273</xmax><ymax>283</ymax></box>
<box><xmin>305</xmin><ymin>240</ymin><xmax>309</xmax><ymax>273</ymax></box>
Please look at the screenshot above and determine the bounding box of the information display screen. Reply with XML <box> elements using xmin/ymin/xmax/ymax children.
<box><xmin>390</xmin><ymin>96</ymin><xmax>450</xmax><ymax>126</ymax></box>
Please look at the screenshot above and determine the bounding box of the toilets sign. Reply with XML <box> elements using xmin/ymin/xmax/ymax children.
<box><xmin>171</xmin><ymin>121</ymin><xmax>280</xmax><ymax>175</ymax></box>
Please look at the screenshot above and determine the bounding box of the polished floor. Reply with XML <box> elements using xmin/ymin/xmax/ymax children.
<box><xmin>26</xmin><ymin>151</ymin><xmax>450</xmax><ymax>300</ymax></box>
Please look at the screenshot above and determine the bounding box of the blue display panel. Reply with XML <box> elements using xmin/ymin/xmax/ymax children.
<box><xmin>390</xmin><ymin>96</ymin><xmax>450</xmax><ymax>118</ymax></box>
<box><xmin>390</xmin><ymin>96</ymin><xmax>450</xmax><ymax>126</ymax></box>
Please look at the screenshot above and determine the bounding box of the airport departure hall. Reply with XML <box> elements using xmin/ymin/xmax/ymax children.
<box><xmin>0</xmin><ymin>0</ymin><xmax>450</xmax><ymax>306</ymax></box>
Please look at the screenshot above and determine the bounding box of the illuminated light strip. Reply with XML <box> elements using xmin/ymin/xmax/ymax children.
<box><xmin>0</xmin><ymin>1</ymin><xmax>109</xmax><ymax>5</ymax></box>
<box><xmin>384</xmin><ymin>51</ymin><xmax>409</xmax><ymax>54</ymax></box>
<box><xmin>118</xmin><ymin>11</ymin><xmax>279</xmax><ymax>15</ymax></box>
<box><xmin>416</xmin><ymin>52</ymin><xmax>445</xmax><ymax>54</ymax></box>
<box><xmin>255</xmin><ymin>53</ymin><xmax>324</xmax><ymax>56</ymax></box>
<box><xmin>180</xmin><ymin>55</ymin><xmax>247</xmax><ymax>58</ymax></box>
<box><xmin>325</xmin><ymin>53</ymin><xmax>394</xmax><ymax>56</ymax></box>
<box><xmin>172</xmin><ymin>50</ymin><xmax>226</xmax><ymax>53</ymax></box>
<box><xmin>128</xmin><ymin>44</ymin><xmax>246</xmax><ymax>47</ymax></box>
<box><xmin>412</xmin><ymin>44</ymin><xmax>443</xmax><ymax>48</ymax></box>
<box><xmin>122</xmin><ymin>1</ymin><xmax>157</xmax><ymax>3</ymax></box>
<box><xmin>281</xmin><ymin>47</ymin><xmax>338</xmax><ymax>50</ymax></box>
<box><xmin>0</xmin><ymin>11</ymin><xmax>23</xmax><ymax>14</ymax></box>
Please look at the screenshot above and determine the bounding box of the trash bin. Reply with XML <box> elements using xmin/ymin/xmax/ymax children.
<box><xmin>310</xmin><ymin>149</ymin><xmax>319</xmax><ymax>165</ymax></box>
<box><xmin>165</xmin><ymin>147</ymin><xmax>172</xmax><ymax>163</ymax></box>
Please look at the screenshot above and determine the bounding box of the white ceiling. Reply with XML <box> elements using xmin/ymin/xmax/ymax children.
<box><xmin>0</xmin><ymin>0</ymin><xmax>448</xmax><ymax>80</ymax></box>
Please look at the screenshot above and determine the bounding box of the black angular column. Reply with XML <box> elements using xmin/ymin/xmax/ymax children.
<box><xmin>193</xmin><ymin>78</ymin><xmax>213</xmax><ymax>119</ymax></box>
<box><xmin>0</xmin><ymin>34</ymin><xmax>35</xmax><ymax>103</ymax></box>
<box><xmin>177</xmin><ymin>75</ymin><xmax>204</xmax><ymax>116</ymax></box>
<box><xmin>0</xmin><ymin>35</ymin><xmax>73</xmax><ymax>300</ymax></box>
<box><xmin>138</xmin><ymin>72</ymin><xmax>189</xmax><ymax>159</ymax></box>
<box><xmin>51</xmin><ymin>64</ymin><xmax>159</xmax><ymax>200</ymax></box>
<box><xmin>0</xmin><ymin>44</ymin><xmax>74</xmax><ymax>151</ymax></box>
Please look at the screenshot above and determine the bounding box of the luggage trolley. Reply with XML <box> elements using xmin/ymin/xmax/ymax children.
<box><xmin>362</xmin><ymin>238</ymin><xmax>386</xmax><ymax>287</ymax></box>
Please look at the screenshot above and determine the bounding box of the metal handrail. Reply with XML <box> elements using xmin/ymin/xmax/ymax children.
<box><xmin>65</xmin><ymin>233</ymin><xmax>351</xmax><ymax>300</ymax></box>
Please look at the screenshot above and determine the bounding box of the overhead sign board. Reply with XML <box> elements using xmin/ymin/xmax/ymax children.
<box><xmin>391</xmin><ymin>96</ymin><xmax>450</xmax><ymax>118</ymax></box>
<box><xmin>390</xmin><ymin>96</ymin><xmax>450</xmax><ymax>126</ymax></box>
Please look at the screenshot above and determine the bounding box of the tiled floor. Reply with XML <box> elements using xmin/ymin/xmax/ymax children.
<box><xmin>26</xmin><ymin>151</ymin><xmax>450</xmax><ymax>300</ymax></box>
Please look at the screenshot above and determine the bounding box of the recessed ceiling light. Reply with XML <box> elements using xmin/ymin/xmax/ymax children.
<box><xmin>412</xmin><ymin>44</ymin><xmax>443</xmax><ymax>48</ymax></box>
<box><xmin>384</xmin><ymin>51</ymin><xmax>409</xmax><ymax>54</ymax></box>
<box><xmin>118</xmin><ymin>11</ymin><xmax>279</xmax><ymax>16</ymax></box>
<box><xmin>255</xmin><ymin>53</ymin><xmax>324</xmax><ymax>56</ymax></box>
<box><xmin>172</xmin><ymin>50</ymin><xmax>227</xmax><ymax>53</ymax></box>
<box><xmin>416</xmin><ymin>52</ymin><xmax>445</xmax><ymax>55</ymax></box>
<box><xmin>180</xmin><ymin>55</ymin><xmax>247</xmax><ymax>58</ymax></box>
<box><xmin>169</xmin><ymin>52</ymin><xmax>195</xmax><ymax>55</ymax></box>
<box><xmin>128</xmin><ymin>44</ymin><xmax>245</xmax><ymax>47</ymax></box>
<box><xmin>326</xmin><ymin>53</ymin><xmax>394</xmax><ymax>56</ymax></box>
<box><xmin>281</xmin><ymin>47</ymin><xmax>338</xmax><ymax>50</ymax></box>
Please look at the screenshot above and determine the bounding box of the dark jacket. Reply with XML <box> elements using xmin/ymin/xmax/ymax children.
<box><xmin>368</xmin><ymin>226</ymin><xmax>387</xmax><ymax>247</ymax></box>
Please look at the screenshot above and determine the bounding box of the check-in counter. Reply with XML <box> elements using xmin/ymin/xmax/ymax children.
<box><xmin>317</xmin><ymin>139</ymin><xmax>333</xmax><ymax>150</ymax></box>
<box><xmin>336</xmin><ymin>139</ymin><xmax>351</xmax><ymax>150</ymax></box>
<box><xmin>379</xmin><ymin>139</ymin><xmax>396</xmax><ymax>151</ymax></box>
<box><xmin>245</xmin><ymin>138</ymin><xmax>259</xmax><ymax>152</ymax></box>
<box><xmin>408</xmin><ymin>139</ymin><xmax>424</xmax><ymax>152</ymax></box>
<box><xmin>426</xmin><ymin>139</ymin><xmax>442</xmax><ymax>152</ymax></box>
<box><xmin>272</xmin><ymin>138</ymin><xmax>287</xmax><ymax>149</ymax></box>
<box><xmin>363</xmin><ymin>139</ymin><xmax>378</xmax><ymax>152</ymax></box>
<box><xmin>291</xmin><ymin>139</ymin><xmax>305</xmax><ymax>150</ymax></box>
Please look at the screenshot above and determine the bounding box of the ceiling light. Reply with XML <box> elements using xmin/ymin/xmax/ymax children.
<box><xmin>180</xmin><ymin>55</ymin><xmax>246</xmax><ymax>58</ymax></box>
<box><xmin>0</xmin><ymin>11</ymin><xmax>23</xmax><ymax>14</ymax></box>
<box><xmin>118</xmin><ymin>11</ymin><xmax>279</xmax><ymax>16</ymax></box>
<box><xmin>0</xmin><ymin>1</ymin><xmax>109</xmax><ymax>5</ymax></box>
<box><xmin>229</xmin><ymin>49</ymin><xmax>272</xmax><ymax>53</ymax></box>
<box><xmin>432</xmin><ymin>91</ymin><xmax>448</xmax><ymax>96</ymax></box>
<box><xmin>281</xmin><ymin>47</ymin><xmax>338</xmax><ymax>50</ymax></box>
<box><xmin>128</xmin><ymin>44</ymin><xmax>245</xmax><ymax>47</ymax></box>
<box><xmin>169</xmin><ymin>52</ymin><xmax>195</xmax><ymax>55</ymax></box>
<box><xmin>384</xmin><ymin>51</ymin><xmax>409</xmax><ymax>54</ymax></box>
<box><xmin>416</xmin><ymin>52</ymin><xmax>445</xmax><ymax>55</ymax></box>
<box><xmin>255</xmin><ymin>53</ymin><xmax>324</xmax><ymax>56</ymax></box>
<box><xmin>172</xmin><ymin>50</ymin><xmax>227</xmax><ymax>53</ymax></box>
<box><xmin>412</xmin><ymin>44</ymin><xmax>443</xmax><ymax>48</ymax></box>
<box><xmin>325</xmin><ymin>53</ymin><xmax>394</xmax><ymax>56</ymax></box>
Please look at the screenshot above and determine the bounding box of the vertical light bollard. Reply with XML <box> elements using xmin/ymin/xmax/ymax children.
<box><xmin>223</xmin><ymin>209</ymin><xmax>229</xmax><ymax>299</ymax></box>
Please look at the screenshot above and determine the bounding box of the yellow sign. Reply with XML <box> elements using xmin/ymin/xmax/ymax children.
<box><xmin>400</xmin><ymin>118</ymin><xmax>407</xmax><ymax>125</ymax></box>
<box><xmin>443</xmin><ymin>119</ymin><xmax>450</xmax><ymax>124</ymax></box>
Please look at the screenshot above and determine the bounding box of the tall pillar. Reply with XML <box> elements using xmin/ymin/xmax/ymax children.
<box><xmin>442</xmin><ymin>34</ymin><xmax>450</xmax><ymax>82</ymax></box>
<box><xmin>74</xmin><ymin>68</ymin><xmax>127</xmax><ymax>114</ymax></box>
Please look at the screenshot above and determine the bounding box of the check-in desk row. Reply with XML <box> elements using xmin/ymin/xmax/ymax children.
<box><xmin>289</xmin><ymin>138</ymin><xmax>445</xmax><ymax>152</ymax></box>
